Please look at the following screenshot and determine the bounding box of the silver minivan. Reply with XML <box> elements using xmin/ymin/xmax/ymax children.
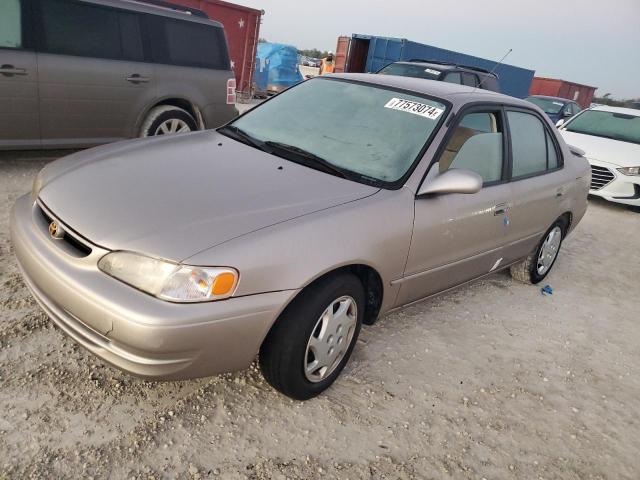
<box><xmin>0</xmin><ymin>0</ymin><xmax>238</xmax><ymax>150</ymax></box>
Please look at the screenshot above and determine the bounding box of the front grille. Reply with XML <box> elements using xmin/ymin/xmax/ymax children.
<box><xmin>590</xmin><ymin>165</ymin><xmax>615</xmax><ymax>191</ymax></box>
<box><xmin>36</xmin><ymin>202</ymin><xmax>93</xmax><ymax>258</ymax></box>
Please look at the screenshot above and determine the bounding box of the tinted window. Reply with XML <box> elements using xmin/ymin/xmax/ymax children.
<box><xmin>443</xmin><ymin>72</ymin><xmax>461</xmax><ymax>85</ymax></box>
<box><xmin>461</xmin><ymin>73</ymin><xmax>478</xmax><ymax>87</ymax></box>
<box><xmin>441</xmin><ymin>111</ymin><xmax>503</xmax><ymax>184</ymax></box>
<box><xmin>509</xmin><ymin>111</ymin><xmax>551</xmax><ymax>177</ymax></box>
<box><xmin>40</xmin><ymin>0</ymin><xmax>143</xmax><ymax>61</ymax></box>
<box><xmin>525</xmin><ymin>97</ymin><xmax>565</xmax><ymax>114</ymax></box>
<box><xmin>161</xmin><ymin>19</ymin><xmax>227</xmax><ymax>69</ymax></box>
<box><xmin>0</xmin><ymin>0</ymin><xmax>22</xmax><ymax>48</ymax></box>
<box><xmin>378</xmin><ymin>63</ymin><xmax>441</xmax><ymax>81</ymax></box>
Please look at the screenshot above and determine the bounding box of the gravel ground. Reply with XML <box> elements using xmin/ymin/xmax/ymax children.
<box><xmin>1</xmin><ymin>150</ymin><xmax>639</xmax><ymax>479</ymax></box>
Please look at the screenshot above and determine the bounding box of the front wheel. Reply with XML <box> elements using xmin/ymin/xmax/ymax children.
<box><xmin>510</xmin><ymin>219</ymin><xmax>566</xmax><ymax>284</ymax></box>
<box><xmin>259</xmin><ymin>273</ymin><xmax>365</xmax><ymax>400</ymax></box>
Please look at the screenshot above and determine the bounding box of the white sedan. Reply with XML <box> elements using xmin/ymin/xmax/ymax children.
<box><xmin>558</xmin><ymin>106</ymin><xmax>640</xmax><ymax>208</ymax></box>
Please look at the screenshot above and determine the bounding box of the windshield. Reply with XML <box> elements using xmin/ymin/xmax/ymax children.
<box><xmin>565</xmin><ymin>110</ymin><xmax>640</xmax><ymax>145</ymax></box>
<box><xmin>526</xmin><ymin>97</ymin><xmax>565</xmax><ymax>114</ymax></box>
<box><xmin>225</xmin><ymin>78</ymin><xmax>448</xmax><ymax>186</ymax></box>
<box><xmin>378</xmin><ymin>63</ymin><xmax>442</xmax><ymax>81</ymax></box>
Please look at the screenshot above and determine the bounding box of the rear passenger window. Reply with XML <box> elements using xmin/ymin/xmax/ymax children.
<box><xmin>443</xmin><ymin>72</ymin><xmax>461</xmax><ymax>85</ymax></box>
<box><xmin>440</xmin><ymin>111</ymin><xmax>504</xmax><ymax>184</ymax></box>
<box><xmin>0</xmin><ymin>0</ymin><xmax>22</xmax><ymax>48</ymax></box>
<box><xmin>508</xmin><ymin>111</ymin><xmax>560</xmax><ymax>177</ymax></box>
<box><xmin>40</xmin><ymin>0</ymin><xmax>143</xmax><ymax>61</ymax></box>
<box><xmin>461</xmin><ymin>73</ymin><xmax>478</xmax><ymax>87</ymax></box>
<box><xmin>160</xmin><ymin>19</ymin><xmax>228</xmax><ymax>69</ymax></box>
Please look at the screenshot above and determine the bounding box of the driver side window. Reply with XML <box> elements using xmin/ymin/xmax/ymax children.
<box><xmin>439</xmin><ymin>111</ymin><xmax>504</xmax><ymax>184</ymax></box>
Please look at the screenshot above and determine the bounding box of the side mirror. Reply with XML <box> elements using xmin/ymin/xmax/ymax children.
<box><xmin>555</xmin><ymin>119</ymin><xmax>565</xmax><ymax>128</ymax></box>
<box><xmin>418</xmin><ymin>168</ymin><xmax>483</xmax><ymax>196</ymax></box>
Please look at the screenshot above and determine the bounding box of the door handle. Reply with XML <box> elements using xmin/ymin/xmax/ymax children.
<box><xmin>556</xmin><ymin>188</ymin><xmax>565</xmax><ymax>198</ymax></box>
<box><xmin>493</xmin><ymin>203</ymin><xmax>508</xmax><ymax>215</ymax></box>
<box><xmin>126</xmin><ymin>74</ymin><xmax>150</xmax><ymax>84</ymax></box>
<box><xmin>0</xmin><ymin>65</ymin><xmax>27</xmax><ymax>77</ymax></box>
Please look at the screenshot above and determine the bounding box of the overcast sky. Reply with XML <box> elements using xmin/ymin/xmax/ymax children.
<box><xmin>239</xmin><ymin>0</ymin><xmax>639</xmax><ymax>99</ymax></box>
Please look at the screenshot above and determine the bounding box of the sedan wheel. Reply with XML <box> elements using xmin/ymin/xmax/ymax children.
<box><xmin>305</xmin><ymin>296</ymin><xmax>358</xmax><ymax>383</ymax></box>
<box><xmin>259</xmin><ymin>273</ymin><xmax>364</xmax><ymax>400</ymax></box>
<box><xmin>536</xmin><ymin>226</ymin><xmax>562</xmax><ymax>275</ymax></box>
<box><xmin>154</xmin><ymin>118</ymin><xmax>191</xmax><ymax>136</ymax></box>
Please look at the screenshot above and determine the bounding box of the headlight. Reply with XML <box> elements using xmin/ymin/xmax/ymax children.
<box><xmin>617</xmin><ymin>166</ymin><xmax>640</xmax><ymax>176</ymax></box>
<box><xmin>98</xmin><ymin>251</ymin><xmax>238</xmax><ymax>303</ymax></box>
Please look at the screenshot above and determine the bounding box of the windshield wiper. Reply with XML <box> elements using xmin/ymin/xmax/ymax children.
<box><xmin>264</xmin><ymin>141</ymin><xmax>350</xmax><ymax>179</ymax></box>
<box><xmin>218</xmin><ymin>125</ymin><xmax>267</xmax><ymax>151</ymax></box>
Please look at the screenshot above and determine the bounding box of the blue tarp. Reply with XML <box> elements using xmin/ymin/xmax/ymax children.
<box><xmin>255</xmin><ymin>43</ymin><xmax>303</xmax><ymax>92</ymax></box>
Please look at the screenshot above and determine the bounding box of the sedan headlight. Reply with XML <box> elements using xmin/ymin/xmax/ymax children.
<box><xmin>98</xmin><ymin>251</ymin><xmax>238</xmax><ymax>303</ymax></box>
<box><xmin>617</xmin><ymin>166</ymin><xmax>640</xmax><ymax>176</ymax></box>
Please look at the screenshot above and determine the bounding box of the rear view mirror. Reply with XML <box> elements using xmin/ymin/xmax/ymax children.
<box><xmin>418</xmin><ymin>169</ymin><xmax>483</xmax><ymax>196</ymax></box>
<box><xmin>563</xmin><ymin>110</ymin><xmax>573</xmax><ymax>117</ymax></box>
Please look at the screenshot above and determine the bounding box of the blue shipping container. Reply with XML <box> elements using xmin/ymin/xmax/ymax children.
<box><xmin>351</xmin><ymin>34</ymin><xmax>535</xmax><ymax>98</ymax></box>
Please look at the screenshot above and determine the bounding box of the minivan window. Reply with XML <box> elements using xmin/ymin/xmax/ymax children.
<box><xmin>443</xmin><ymin>72</ymin><xmax>461</xmax><ymax>85</ymax></box>
<box><xmin>509</xmin><ymin>111</ymin><xmax>555</xmax><ymax>177</ymax></box>
<box><xmin>378</xmin><ymin>63</ymin><xmax>442</xmax><ymax>81</ymax></box>
<box><xmin>461</xmin><ymin>73</ymin><xmax>477</xmax><ymax>87</ymax></box>
<box><xmin>225</xmin><ymin>78</ymin><xmax>448</xmax><ymax>186</ymax></box>
<box><xmin>161</xmin><ymin>19</ymin><xmax>227</xmax><ymax>69</ymax></box>
<box><xmin>40</xmin><ymin>0</ymin><xmax>144</xmax><ymax>62</ymax></box>
<box><xmin>0</xmin><ymin>0</ymin><xmax>22</xmax><ymax>49</ymax></box>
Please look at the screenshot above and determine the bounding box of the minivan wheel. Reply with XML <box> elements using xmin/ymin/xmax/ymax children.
<box><xmin>140</xmin><ymin>105</ymin><xmax>198</xmax><ymax>137</ymax></box>
<box><xmin>510</xmin><ymin>219</ymin><xmax>566</xmax><ymax>284</ymax></box>
<box><xmin>259</xmin><ymin>273</ymin><xmax>365</xmax><ymax>400</ymax></box>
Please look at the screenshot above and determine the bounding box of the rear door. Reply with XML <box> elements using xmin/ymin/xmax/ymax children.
<box><xmin>501</xmin><ymin>109</ymin><xmax>568</xmax><ymax>264</ymax></box>
<box><xmin>0</xmin><ymin>0</ymin><xmax>40</xmax><ymax>149</ymax></box>
<box><xmin>34</xmin><ymin>0</ymin><xmax>156</xmax><ymax>147</ymax></box>
<box><xmin>397</xmin><ymin>107</ymin><xmax>511</xmax><ymax>305</ymax></box>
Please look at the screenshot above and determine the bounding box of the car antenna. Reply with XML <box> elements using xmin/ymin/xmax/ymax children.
<box><xmin>475</xmin><ymin>48</ymin><xmax>512</xmax><ymax>92</ymax></box>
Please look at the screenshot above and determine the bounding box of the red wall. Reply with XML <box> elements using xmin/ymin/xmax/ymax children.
<box><xmin>529</xmin><ymin>77</ymin><xmax>597</xmax><ymax>109</ymax></box>
<box><xmin>169</xmin><ymin>0</ymin><xmax>262</xmax><ymax>96</ymax></box>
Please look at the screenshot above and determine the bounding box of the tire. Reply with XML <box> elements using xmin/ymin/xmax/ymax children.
<box><xmin>510</xmin><ymin>218</ymin><xmax>567</xmax><ymax>284</ymax></box>
<box><xmin>259</xmin><ymin>273</ymin><xmax>365</xmax><ymax>400</ymax></box>
<box><xmin>140</xmin><ymin>105</ymin><xmax>197</xmax><ymax>137</ymax></box>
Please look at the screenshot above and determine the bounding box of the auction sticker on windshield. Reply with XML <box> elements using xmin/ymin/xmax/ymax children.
<box><xmin>384</xmin><ymin>98</ymin><xmax>444</xmax><ymax>120</ymax></box>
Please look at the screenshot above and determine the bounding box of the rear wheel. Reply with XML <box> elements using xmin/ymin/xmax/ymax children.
<box><xmin>510</xmin><ymin>219</ymin><xmax>566</xmax><ymax>284</ymax></box>
<box><xmin>259</xmin><ymin>273</ymin><xmax>365</xmax><ymax>400</ymax></box>
<box><xmin>140</xmin><ymin>105</ymin><xmax>197</xmax><ymax>137</ymax></box>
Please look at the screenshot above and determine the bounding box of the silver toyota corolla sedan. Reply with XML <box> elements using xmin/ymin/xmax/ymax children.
<box><xmin>11</xmin><ymin>74</ymin><xmax>590</xmax><ymax>399</ymax></box>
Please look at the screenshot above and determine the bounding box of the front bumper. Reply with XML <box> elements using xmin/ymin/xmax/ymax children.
<box><xmin>10</xmin><ymin>194</ymin><xmax>297</xmax><ymax>380</ymax></box>
<box><xmin>588</xmin><ymin>159</ymin><xmax>640</xmax><ymax>207</ymax></box>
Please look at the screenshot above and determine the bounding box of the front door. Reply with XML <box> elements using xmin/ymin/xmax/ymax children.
<box><xmin>34</xmin><ymin>0</ymin><xmax>155</xmax><ymax>147</ymax></box>
<box><xmin>0</xmin><ymin>0</ymin><xmax>40</xmax><ymax>149</ymax></box>
<box><xmin>396</xmin><ymin>108</ymin><xmax>511</xmax><ymax>306</ymax></box>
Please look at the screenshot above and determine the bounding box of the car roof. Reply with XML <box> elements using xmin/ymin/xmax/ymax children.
<box><xmin>589</xmin><ymin>105</ymin><xmax>640</xmax><ymax>117</ymax></box>
<box><xmin>82</xmin><ymin>0</ymin><xmax>223</xmax><ymax>27</ymax></box>
<box><xmin>328</xmin><ymin>73</ymin><xmax>532</xmax><ymax>109</ymax></box>
<box><xmin>527</xmin><ymin>95</ymin><xmax>574</xmax><ymax>104</ymax></box>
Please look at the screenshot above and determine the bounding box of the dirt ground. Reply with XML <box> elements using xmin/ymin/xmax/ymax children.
<box><xmin>1</xmin><ymin>151</ymin><xmax>639</xmax><ymax>480</ymax></box>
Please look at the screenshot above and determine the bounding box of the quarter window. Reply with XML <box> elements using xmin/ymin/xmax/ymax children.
<box><xmin>159</xmin><ymin>19</ymin><xmax>227</xmax><ymax>69</ymax></box>
<box><xmin>40</xmin><ymin>0</ymin><xmax>144</xmax><ymax>61</ymax></box>
<box><xmin>439</xmin><ymin>111</ymin><xmax>504</xmax><ymax>184</ymax></box>
<box><xmin>508</xmin><ymin>111</ymin><xmax>559</xmax><ymax>177</ymax></box>
<box><xmin>0</xmin><ymin>0</ymin><xmax>22</xmax><ymax>49</ymax></box>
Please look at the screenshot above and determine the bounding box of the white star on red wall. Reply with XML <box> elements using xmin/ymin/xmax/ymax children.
<box><xmin>238</xmin><ymin>18</ymin><xmax>245</xmax><ymax>28</ymax></box>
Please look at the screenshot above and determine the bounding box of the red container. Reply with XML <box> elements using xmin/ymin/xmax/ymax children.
<box><xmin>167</xmin><ymin>0</ymin><xmax>262</xmax><ymax>97</ymax></box>
<box><xmin>529</xmin><ymin>77</ymin><xmax>597</xmax><ymax>109</ymax></box>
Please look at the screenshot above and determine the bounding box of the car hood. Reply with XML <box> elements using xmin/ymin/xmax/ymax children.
<box><xmin>39</xmin><ymin>132</ymin><xmax>379</xmax><ymax>261</ymax></box>
<box><xmin>561</xmin><ymin>130</ymin><xmax>640</xmax><ymax>167</ymax></box>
